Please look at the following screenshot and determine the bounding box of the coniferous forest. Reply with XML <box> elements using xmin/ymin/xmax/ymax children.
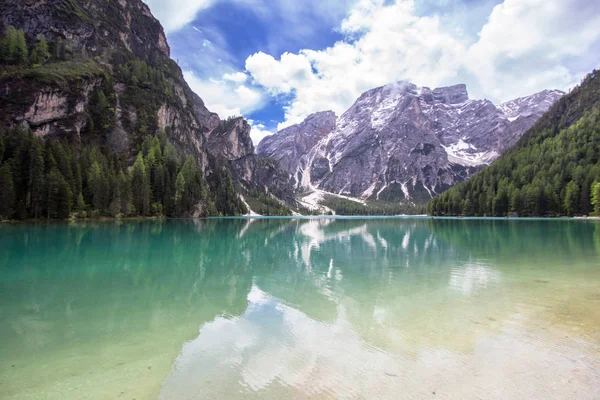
<box><xmin>0</xmin><ymin>26</ymin><xmax>248</xmax><ymax>220</ymax></box>
<box><xmin>429</xmin><ymin>70</ymin><xmax>600</xmax><ymax>217</ymax></box>
<box><xmin>0</xmin><ymin>128</ymin><xmax>247</xmax><ymax>220</ymax></box>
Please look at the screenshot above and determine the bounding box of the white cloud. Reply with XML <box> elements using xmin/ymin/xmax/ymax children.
<box><xmin>247</xmin><ymin>120</ymin><xmax>275</xmax><ymax>145</ymax></box>
<box><xmin>223</xmin><ymin>72</ymin><xmax>248</xmax><ymax>84</ymax></box>
<box><xmin>467</xmin><ymin>0</ymin><xmax>600</xmax><ymax>100</ymax></box>
<box><xmin>183</xmin><ymin>71</ymin><xmax>264</xmax><ymax>119</ymax></box>
<box><xmin>245</xmin><ymin>0</ymin><xmax>600</xmax><ymax>130</ymax></box>
<box><xmin>184</xmin><ymin>71</ymin><xmax>271</xmax><ymax>145</ymax></box>
<box><xmin>144</xmin><ymin>0</ymin><xmax>215</xmax><ymax>33</ymax></box>
<box><xmin>247</xmin><ymin>0</ymin><xmax>468</xmax><ymax>129</ymax></box>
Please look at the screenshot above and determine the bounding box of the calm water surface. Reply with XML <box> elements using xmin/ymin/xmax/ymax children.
<box><xmin>1</xmin><ymin>218</ymin><xmax>600</xmax><ymax>399</ymax></box>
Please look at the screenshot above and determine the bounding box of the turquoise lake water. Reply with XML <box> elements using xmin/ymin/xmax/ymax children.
<box><xmin>1</xmin><ymin>217</ymin><xmax>599</xmax><ymax>399</ymax></box>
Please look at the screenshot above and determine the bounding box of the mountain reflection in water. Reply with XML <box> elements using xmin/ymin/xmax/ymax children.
<box><xmin>1</xmin><ymin>218</ymin><xmax>599</xmax><ymax>399</ymax></box>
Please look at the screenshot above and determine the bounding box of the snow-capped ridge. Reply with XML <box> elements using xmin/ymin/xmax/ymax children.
<box><xmin>257</xmin><ymin>82</ymin><xmax>564</xmax><ymax>204</ymax></box>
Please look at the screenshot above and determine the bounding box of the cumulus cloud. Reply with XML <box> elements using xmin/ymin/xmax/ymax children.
<box><xmin>183</xmin><ymin>71</ymin><xmax>264</xmax><ymax>119</ymax></box>
<box><xmin>245</xmin><ymin>0</ymin><xmax>600</xmax><ymax>130</ymax></box>
<box><xmin>223</xmin><ymin>72</ymin><xmax>248</xmax><ymax>84</ymax></box>
<box><xmin>144</xmin><ymin>0</ymin><xmax>214</xmax><ymax>33</ymax></box>
<box><xmin>467</xmin><ymin>0</ymin><xmax>600</xmax><ymax>100</ymax></box>
<box><xmin>247</xmin><ymin>120</ymin><xmax>275</xmax><ymax>145</ymax></box>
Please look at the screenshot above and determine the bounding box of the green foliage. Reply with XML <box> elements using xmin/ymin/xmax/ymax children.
<box><xmin>214</xmin><ymin>116</ymin><xmax>242</xmax><ymax>135</ymax></box>
<box><xmin>244</xmin><ymin>189</ymin><xmax>291</xmax><ymax>216</ymax></box>
<box><xmin>429</xmin><ymin>70</ymin><xmax>600</xmax><ymax>217</ymax></box>
<box><xmin>0</xmin><ymin>164</ymin><xmax>15</xmax><ymax>219</ymax></box>
<box><xmin>10</xmin><ymin>60</ymin><xmax>108</xmax><ymax>90</ymax></box>
<box><xmin>321</xmin><ymin>196</ymin><xmax>425</xmax><ymax>216</ymax></box>
<box><xmin>88</xmin><ymin>84</ymin><xmax>115</xmax><ymax>136</ymax></box>
<box><xmin>209</xmin><ymin>165</ymin><xmax>247</xmax><ymax>216</ymax></box>
<box><xmin>0</xmin><ymin>26</ymin><xmax>27</xmax><ymax>65</ymax></box>
<box><xmin>46</xmin><ymin>168</ymin><xmax>72</xmax><ymax>219</ymax></box>
<box><xmin>131</xmin><ymin>153</ymin><xmax>151</xmax><ymax>216</ymax></box>
<box><xmin>0</xmin><ymin>128</ymin><xmax>219</xmax><ymax>220</ymax></box>
<box><xmin>591</xmin><ymin>182</ymin><xmax>600</xmax><ymax>216</ymax></box>
<box><xmin>30</xmin><ymin>34</ymin><xmax>50</xmax><ymax>65</ymax></box>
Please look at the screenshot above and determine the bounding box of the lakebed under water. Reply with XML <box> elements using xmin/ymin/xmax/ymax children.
<box><xmin>1</xmin><ymin>217</ymin><xmax>599</xmax><ymax>399</ymax></box>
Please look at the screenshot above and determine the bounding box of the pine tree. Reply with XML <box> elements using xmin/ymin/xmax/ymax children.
<box><xmin>29</xmin><ymin>137</ymin><xmax>45</xmax><ymax>218</ymax></box>
<box><xmin>76</xmin><ymin>192</ymin><xmax>86</xmax><ymax>212</ymax></box>
<box><xmin>14</xmin><ymin>28</ymin><xmax>28</xmax><ymax>65</ymax></box>
<box><xmin>564</xmin><ymin>180</ymin><xmax>580</xmax><ymax>217</ymax></box>
<box><xmin>175</xmin><ymin>171</ymin><xmax>185</xmax><ymax>215</ymax></box>
<box><xmin>53</xmin><ymin>36</ymin><xmax>67</xmax><ymax>61</ymax></box>
<box><xmin>131</xmin><ymin>153</ymin><xmax>150</xmax><ymax>215</ymax></box>
<box><xmin>462</xmin><ymin>198</ymin><xmax>473</xmax><ymax>215</ymax></box>
<box><xmin>0</xmin><ymin>165</ymin><xmax>15</xmax><ymax>219</ymax></box>
<box><xmin>0</xmin><ymin>26</ymin><xmax>18</xmax><ymax>63</ymax></box>
<box><xmin>46</xmin><ymin>169</ymin><xmax>72</xmax><ymax>219</ymax></box>
<box><xmin>30</xmin><ymin>34</ymin><xmax>50</xmax><ymax>65</ymax></box>
<box><xmin>592</xmin><ymin>182</ymin><xmax>600</xmax><ymax>216</ymax></box>
<box><xmin>88</xmin><ymin>161</ymin><xmax>108</xmax><ymax>212</ymax></box>
<box><xmin>109</xmin><ymin>183</ymin><xmax>121</xmax><ymax>217</ymax></box>
<box><xmin>117</xmin><ymin>170</ymin><xmax>132</xmax><ymax>215</ymax></box>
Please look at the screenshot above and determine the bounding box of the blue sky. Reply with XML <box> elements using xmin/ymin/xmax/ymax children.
<box><xmin>144</xmin><ymin>0</ymin><xmax>600</xmax><ymax>144</ymax></box>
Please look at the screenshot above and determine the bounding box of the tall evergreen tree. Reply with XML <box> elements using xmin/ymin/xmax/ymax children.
<box><xmin>131</xmin><ymin>153</ymin><xmax>150</xmax><ymax>215</ymax></box>
<box><xmin>0</xmin><ymin>165</ymin><xmax>15</xmax><ymax>219</ymax></box>
<box><xmin>29</xmin><ymin>137</ymin><xmax>45</xmax><ymax>218</ymax></box>
<box><xmin>592</xmin><ymin>182</ymin><xmax>600</xmax><ymax>216</ymax></box>
<box><xmin>0</xmin><ymin>26</ymin><xmax>18</xmax><ymax>63</ymax></box>
<box><xmin>88</xmin><ymin>161</ymin><xmax>108</xmax><ymax>212</ymax></box>
<box><xmin>14</xmin><ymin>28</ymin><xmax>28</xmax><ymax>64</ymax></box>
<box><xmin>46</xmin><ymin>169</ymin><xmax>72</xmax><ymax>219</ymax></box>
<box><xmin>30</xmin><ymin>34</ymin><xmax>50</xmax><ymax>65</ymax></box>
<box><xmin>564</xmin><ymin>180</ymin><xmax>580</xmax><ymax>217</ymax></box>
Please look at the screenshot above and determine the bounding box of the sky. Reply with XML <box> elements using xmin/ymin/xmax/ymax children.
<box><xmin>143</xmin><ymin>0</ymin><xmax>600</xmax><ymax>145</ymax></box>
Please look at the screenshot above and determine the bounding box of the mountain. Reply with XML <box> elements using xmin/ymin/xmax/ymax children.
<box><xmin>257</xmin><ymin>83</ymin><xmax>563</xmax><ymax>206</ymax></box>
<box><xmin>429</xmin><ymin>70</ymin><xmax>600</xmax><ymax>217</ymax></box>
<box><xmin>0</xmin><ymin>0</ymin><xmax>295</xmax><ymax>219</ymax></box>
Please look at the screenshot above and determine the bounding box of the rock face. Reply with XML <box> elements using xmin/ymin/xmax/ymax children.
<box><xmin>0</xmin><ymin>0</ymin><xmax>219</xmax><ymax>168</ymax></box>
<box><xmin>208</xmin><ymin>118</ymin><xmax>256</xmax><ymax>183</ymax></box>
<box><xmin>208</xmin><ymin>118</ymin><xmax>298</xmax><ymax>207</ymax></box>
<box><xmin>257</xmin><ymin>111</ymin><xmax>337</xmax><ymax>187</ymax></box>
<box><xmin>258</xmin><ymin>82</ymin><xmax>563</xmax><ymax>202</ymax></box>
<box><xmin>1</xmin><ymin>0</ymin><xmax>170</xmax><ymax>59</ymax></box>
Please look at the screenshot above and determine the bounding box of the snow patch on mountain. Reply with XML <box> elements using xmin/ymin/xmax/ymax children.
<box><xmin>257</xmin><ymin>83</ymin><xmax>564</xmax><ymax>203</ymax></box>
<box><xmin>442</xmin><ymin>140</ymin><xmax>498</xmax><ymax>167</ymax></box>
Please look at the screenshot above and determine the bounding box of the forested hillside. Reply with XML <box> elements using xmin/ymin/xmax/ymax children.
<box><xmin>429</xmin><ymin>70</ymin><xmax>600</xmax><ymax>217</ymax></box>
<box><xmin>0</xmin><ymin>25</ymin><xmax>248</xmax><ymax>220</ymax></box>
<box><xmin>0</xmin><ymin>0</ymin><xmax>301</xmax><ymax>220</ymax></box>
<box><xmin>0</xmin><ymin>128</ymin><xmax>247</xmax><ymax>220</ymax></box>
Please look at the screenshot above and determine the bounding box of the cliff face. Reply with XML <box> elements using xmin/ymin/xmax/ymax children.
<box><xmin>0</xmin><ymin>0</ymin><xmax>221</xmax><ymax>167</ymax></box>
<box><xmin>207</xmin><ymin>118</ymin><xmax>297</xmax><ymax>207</ymax></box>
<box><xmin>258</xmin><ymin>82</ymin><xmax>563</xmax><ymax>203</ymax></box>
<box><xmin>0</xmin><ymin>0</ymin><xmax>296</xmax><ymax>212</ymax></box>
<box><xmin>257</xmin><ymin>111</ymin><xmax>337</xmax><ymax>188</ymax></box>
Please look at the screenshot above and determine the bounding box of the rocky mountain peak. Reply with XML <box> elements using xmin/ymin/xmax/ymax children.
<box><xmin>430</xmin><ymin>84</ymin><xmax>469</xmax><ymax>104</ymax></box>
<box><xmin>499</xmin><ymin>89</ymin><xmax>565</xmax><ymax>121</ymax></box>
<box><xmin>258</xmin><ymin>81</ymin><xmax>564</xmax><ymax>205</ymax></box>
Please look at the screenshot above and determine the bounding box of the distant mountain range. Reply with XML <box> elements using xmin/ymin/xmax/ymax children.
<box><xmin>258</xmin><ymin>83</ymin><xmax>563</xmax><ymax>209</ymax></box>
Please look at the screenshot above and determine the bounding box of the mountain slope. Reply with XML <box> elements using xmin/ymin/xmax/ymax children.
<box><xmin>258</xmin><ymin>83</ymin><xmax>563</xmax><ymax>204</ymax></box>
<box><xmin>429</xmin><ymin>70</ymin><xmax>600</xmax><ymax>217</ymax></box>
<box><xmin>0</xmin><ymin>0</ymin><xmax>220</xmax><ymax>163</ymax></box>
<box><xmin>0</xmin><ymin>0</ymin><xmax>295</xmax><ymax>219</ymax></box>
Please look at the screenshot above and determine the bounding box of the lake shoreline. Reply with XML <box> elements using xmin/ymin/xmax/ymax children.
<box><xmin>1</xmin><ymin>215</ymin><xmax>600</xmax><ymax>223</ymax></box>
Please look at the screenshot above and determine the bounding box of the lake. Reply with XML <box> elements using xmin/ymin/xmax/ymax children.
<box><xmin>1</xmin><ymin>217</ymin><xmax>599</xmax><ymax>399</ymax></box>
